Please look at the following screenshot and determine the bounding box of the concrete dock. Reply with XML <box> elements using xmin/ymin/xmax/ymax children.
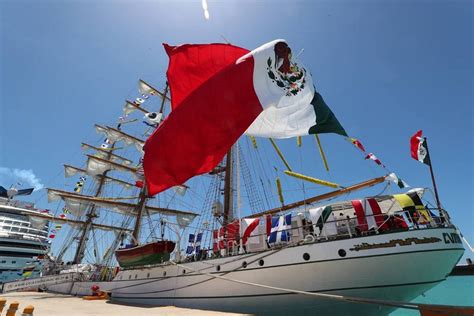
<box><xmin>0</xmin><ymin>292</ymin><xmax>248</xmax><ymax>316</ymax></box>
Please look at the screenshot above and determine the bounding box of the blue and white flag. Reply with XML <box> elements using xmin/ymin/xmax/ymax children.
<box><xmin>195</xmin><ymin>233</ymin><xmax>203</xmax><ymax>254</ymax></box>
<box><xmin>268</xmin><ymin>214</ymin><xmax>292</xmax><ymax>245</ymax></box>
<box><xmin>186</xmin><ymin>234</ymin><xmax>195</xmax><ymax>254</ymax></box>
<box><xmin>186</xmin><ymin>233</ymin><xmax>203</xmax><ymax>255</ymax></box>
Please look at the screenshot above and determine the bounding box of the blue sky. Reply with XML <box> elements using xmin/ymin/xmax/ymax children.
<box><xmin>0</xmin><ymin>0</ymin><xmax>472</xmax><ymax>261</ymax></box>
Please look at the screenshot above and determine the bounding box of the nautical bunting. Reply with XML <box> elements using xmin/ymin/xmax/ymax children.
<box><xmin>185</xmin><ymin>233</ymin><xmax>203</xmax><ymax>255</ymax></box>
<box><xmin>345</xmin><ymin>137</ymin><xmax>411</xmax><ymax>188</ymax></box>
<box><xmin>241</xmin><ymin>218</ymin><xmax>260</xmax><ymax>245</ymax></box>
<box><xmin>143</xmin><ymin>112</ymin><xmax>162</xmax><ymax>128</ymax></box>
<box><xmin>347</xmin><ymin>137</ymin><xmax>366</xmax><ymax>153</ymax></box>
<box><xmin>213</xmin><ymin>220</ymin><xmax>240</xmax><ymax>251</ymax></box>
<box><xmin>268</xmin><ymin>214</ymin><xmax>292</xmax><ymax>245</ymax></box>
<box><xmin>362</xmin><ymin>198</ymin><xmax>386</xmax><ymax>231</ymax></box>
<box><xmin>265</xmin><ymin>214</ymin><xmax>272</xmax><ymax>237</ymax></box>
<box><xmin>351</xmin><ymin>200</ymin><xmax>369</xmax><ymax>231</ymax></box>
<box><xmin>100</xmin><ymin>138</ymin><xmax>111</xmax><ymax>150</ymax></box>
<box><xmin>308</xmin><ymin>205</ymin><xmax>335</xmax><ymax>236</ymax></box>
<box><xmin>186</xmin><ymin>234</ymin><xmax>195</xmax><ymax>254</ymax></box>
<box><xmin>212</xmin><ymin>230</ymin><xmax>219</xmax><ymax>252</ymax></box>
<box><xmin>386</xmin><ymin>173</ymin><xmax>409</xmax><ymax>189</ymax></box>
<box><xmin>195</xmin><ymin>233</ymin><xmax>203</xmax><ymax>254</ymax></box>
<box><xmin>74</xmin><ymin>176</ymin><xmax>86</xmax><ymax>193</ymax></box>
<box><xmin>393</xmin><ymin>192</ymin><xmax>433</xmax><ymax>225</ymax></box>
<box><xmin>364</xmin><ymin>153</ymin><xmax>385</xmax><ymax>167</ymax></box>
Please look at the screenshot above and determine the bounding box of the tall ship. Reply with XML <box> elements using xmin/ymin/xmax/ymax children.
<box><xmin>0</xmin><ymin>187</ymin><xmax>50</xmax><ymax>283</ymax></box>
<box><xmin>35</xmin><ymin>39</ymin><xmax>464</xmax><ymax>315</ymax></box>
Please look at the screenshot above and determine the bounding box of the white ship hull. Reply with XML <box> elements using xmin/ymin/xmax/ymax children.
<box><xmin>49</xmin><ymin>227</ymin><xmax>463</xmax><ymax>315</ymax></box>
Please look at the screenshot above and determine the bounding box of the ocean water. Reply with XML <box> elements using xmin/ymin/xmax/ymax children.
<box><xmin>390</xmin><ymin>276</ymin><xmax>474</xmax><ymax>315</ymax></box>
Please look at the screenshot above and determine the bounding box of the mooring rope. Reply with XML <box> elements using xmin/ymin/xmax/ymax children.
<box><xmin>462</xmin><ymin>236</ymin><xmax>474</xmax><ymax>253</ymax></box>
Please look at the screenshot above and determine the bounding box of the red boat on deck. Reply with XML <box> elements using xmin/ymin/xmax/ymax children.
<box><xmin>115</xmin><ymin>240</ymin><xmax>176</xmax><ymax>268</ymax></box>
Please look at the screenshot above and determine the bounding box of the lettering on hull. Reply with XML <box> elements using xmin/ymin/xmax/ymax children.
<box><xmin>350</xmin><ymin>237</ymin><xmax>441</xmax><ymax>252</ymax></box>
<box><xmin>443</xmin><ymin>233</ymin><xmax>462</xmax><ymax>244</ymax></box>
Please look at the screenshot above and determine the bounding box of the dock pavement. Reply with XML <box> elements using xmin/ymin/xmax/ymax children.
<box><xmin>0</xmin><ymin>292</ymin><xmax>248</xmax><ymax>316</ymax></box>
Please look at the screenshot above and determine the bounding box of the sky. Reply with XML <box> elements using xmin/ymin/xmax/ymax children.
<box><xmin>0</xmin><ymin>0</ymin><xmax>472</xmax><ymax>261</ymax></box>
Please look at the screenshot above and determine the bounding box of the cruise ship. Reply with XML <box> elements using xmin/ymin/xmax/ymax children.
<box><xmin>0</xmin><ymin>196</ymin><xmax>50</xmax><ymax>283</ymax></box>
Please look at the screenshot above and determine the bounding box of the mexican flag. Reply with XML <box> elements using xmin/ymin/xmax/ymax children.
<box><xmin>144</xmin><ymin>39</ymin><xmax>347</xmax><ymax>195</ymax></box>
<box><xmin>410</xmin><ymin>130</ymin><xmax>431</xmax><ymax>166</ymax></box>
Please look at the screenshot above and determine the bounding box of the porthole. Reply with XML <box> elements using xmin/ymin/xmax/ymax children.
<box><xmin>134</xmin><ymin>274</ymin><xmax>138</xmax><ymax>279</ymax></box>
<box><xmin>242</xmin><ymin>261</ymin><xmax>247</xmax><ymax>268</ymax></box>
<box><xmin>216</xmin><ymin>265</ymin><xmax>221</xmax><ymax>272</ymax></box>
<box><xmin>128</xmin><ymin>275</ymin><xmax>131</xmax><ymax>280</ymax></box>
<box><xmin>303</xmin><ymin>253</ymin><xmax>310</xmax><ymax>261</ymax></box>
<box><xmin>258</xmin><ymin>259</ymin><xmax>264</xmax><ymax>266</ymax></box>
<box><xmin>182</xmin><ymin>269</ymin><xmax>186</xmax><ymax>274</ymax></box>
<box><xmin>163</xmin><ymin>271</ymin><xmax>167</xmax><ymax>277</ymax></box>
<box><xmin>338</xmin><ymin>249</ymin><xmax>346</xmax><ymax>257</ymax></box>
<box><xmin>147</xmin><ymin>273</ymin><xmax>150</xmax><ymax>278</ymax></box>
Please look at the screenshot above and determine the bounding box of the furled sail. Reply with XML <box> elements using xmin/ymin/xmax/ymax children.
<box><xmin>2</xmin><ymin>204</ymin><xmax>129</xmax><ymax>233</ymax></box>
<box><xmin>123</xmin><ymin>100</ymin><xmax>149</xmax><ymax>116</ymax></box>
<box><xmin>47</xmin><ymin>188</ymin><xmax>198</xmax><ymax>223</ymax></box>
<box><xmin>138</xmin><ymin>79</ymin><xmax>170</xmax><ymax>101</ymax></box>
<box><xmin>85</xmin><ymin>155</ymin><xmax>138</xmax><ymax>177</ymax></box>
<box><xmin>47</xmin><ymin>189</ymin><xmax>91</xmax><ymax>216</ymax></box>
<box><xmin>94</xmin><ymin>125</ymin><xmax>145</xmax><ymax>153</ymax></box>
<box><xmin>63</xmin><ymin>164</ymin><xmax>134</xmax><ymax>190</ymax></box>
<box><xmin>81</xmin><ymin>143</ymin><xmax>133</xmax><ymax>165</ymax></box>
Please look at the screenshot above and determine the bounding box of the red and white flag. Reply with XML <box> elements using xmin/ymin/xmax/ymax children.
<box><xmin>365</xmin><ymin>153</ymin><xmax>384</xmax><ymax>167</ymax></box>
<box><xmin>351</xmin><ymin>199</ymin><xmax>386</xmax><ymax>232</ymax></box>
<box><xmin>144</xmin><ymin>40</ymin><xmax>346</xmax><ymax>195</ymax></box>
<box><xmin>241</xmin><ymin>218</ymin><xmax>260</xmax><ymax>245</ymax></box>
<box><xmin>348</xmin><ymin>137</ymin><xmax>366</xmax><ymax>152</ymax></box>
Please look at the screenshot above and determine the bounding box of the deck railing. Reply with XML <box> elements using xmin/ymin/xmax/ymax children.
<box><xmin>187</xmin><ymin>208</ymin><xmax>454</xmax><ymax>260</ymax></box>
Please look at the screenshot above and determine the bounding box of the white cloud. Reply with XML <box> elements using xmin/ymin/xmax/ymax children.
<box><xmin>0</xmin><ymin>167</ymin><xmax>44</xmax><ymax>190</ymax></box>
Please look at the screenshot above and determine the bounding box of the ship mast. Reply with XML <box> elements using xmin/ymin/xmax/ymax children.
<box><xmin>131</xmin><ymin>186</ymin><xmax>147</xmax><ymax>244</ymax></box>
<box><xmin>223</xmin><ymin>148</ymin><xmax>233</xmax><ymax>227</ymax></box>
<box><xmin>130</xmin><ymin>83</ymin><xmax>169</xmax><ymax>246</ymax></box>
<box><xmin>72</xmin><ymin>139</ymin><xmax>118</xmax><ymax>264</ymax></box>
<box><xmin>222</xmin><ymin>147</ymin><xmax>234</xmax><ymax>254</ymax></box>
<box><xmin>66</xmin><ymin>81</ymin><xmax>174</xmax><ymax>262</ymax></box>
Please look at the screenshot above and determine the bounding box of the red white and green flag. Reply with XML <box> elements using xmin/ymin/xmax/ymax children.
<box><xmin>144</xmin><ymin>40</ymin><xmax>347</xmax><ymax>196</ymax></box>
<box><xmin>410</xmin><ymin>130</ymin><xmax>431</xmax><ymax>166</ymax></box>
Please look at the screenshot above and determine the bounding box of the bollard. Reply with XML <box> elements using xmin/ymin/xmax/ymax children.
<box><xmin>21</xmin><ymin>305</ymin><xmax>34</xmax><ymax>316</ymax></box>
<box><xmin>0</xmin><ymin>298</ymin><xmax>7</xmax><ymax>313</ymax></box>
<box><xmin>6</xmin><ymin>301</ymin><xmax>19</xmax><ymax>316</ymax></box>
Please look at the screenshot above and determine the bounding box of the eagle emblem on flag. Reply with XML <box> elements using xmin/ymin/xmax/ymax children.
<box><xmin>266</xmin><ymin>42</ymin><xmax>307</xmax><ymax>96</ymax></box>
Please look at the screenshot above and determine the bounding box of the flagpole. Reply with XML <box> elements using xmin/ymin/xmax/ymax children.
<box><xmin>424</xmin><ymin>138</ymin><xmax>443</xmax><ymax>219</ymax></box>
